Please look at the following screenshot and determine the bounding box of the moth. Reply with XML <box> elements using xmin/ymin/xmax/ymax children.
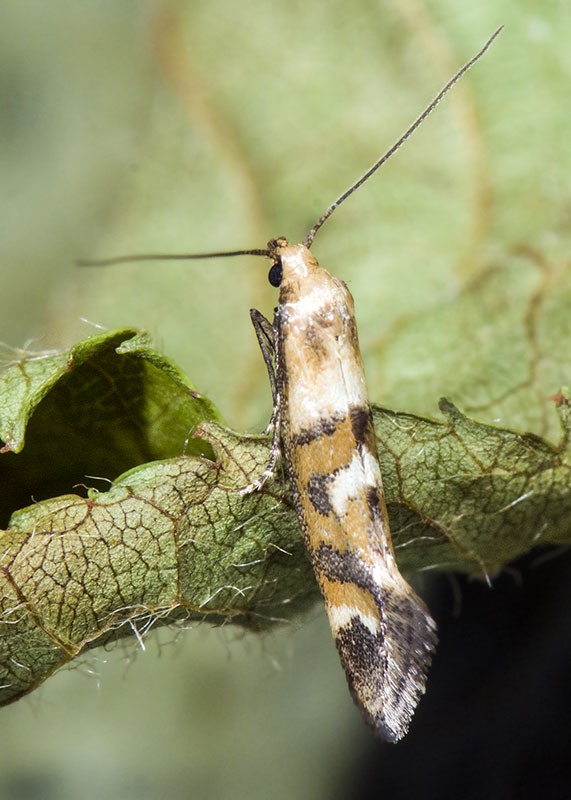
<box><xmin>81</xmin><ymin>27</ymin><xmax>502</xmax><ymax>741</ymax></box>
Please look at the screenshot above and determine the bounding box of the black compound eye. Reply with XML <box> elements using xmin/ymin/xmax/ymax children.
<box><xmin>268</xmin><ymin>259</ymin><xmax>283</xmax><ymax>287</ymax></box>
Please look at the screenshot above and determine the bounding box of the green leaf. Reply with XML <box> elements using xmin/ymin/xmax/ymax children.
<box><xmin>1</xmin><ymin>332</ymin><xmax>569</xmax><ymax>704</ymax></box>
<box><xmin>0</xmin><ymin>423</ymin><xmax>312</xmax><ymax>705</ymax></box>
<box><xmin>368</xmin><ymin>255</ymin><xmax>571</xmax><ymax>446</ymax></box>
<box><xmin>0</xmin><ymin>328</ymin><xmax>221</xmax><ymax>525</ymax></box>
<box><xmin>376</xmin><ymin>397</ymin><xmax>571</xmax><ymax>575</ymax></box>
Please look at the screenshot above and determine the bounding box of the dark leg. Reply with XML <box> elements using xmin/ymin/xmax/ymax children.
<box><xmin>249</xmin><ymin>308</ymin><xmax>278</xmax><ymax>408</ymax></box>
<box><xmin>240</xmin><ymin>308</ymin><xmax>282</xmax><ymax>494</ymax></box>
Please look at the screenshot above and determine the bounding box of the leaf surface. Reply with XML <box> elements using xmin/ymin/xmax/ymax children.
<box><xmin>1</xmin><ymin>332</ymin><xmax>569</xmax><ymax>704</ymax></box>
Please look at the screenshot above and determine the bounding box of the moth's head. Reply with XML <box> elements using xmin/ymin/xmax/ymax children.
<box><xmin>266</xmin><ymin>238</ymin><xmax>320</xmax><ymax>290</ymax></box>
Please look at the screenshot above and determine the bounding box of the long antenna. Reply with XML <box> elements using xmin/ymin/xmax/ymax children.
<box><xmin>303</xmin><ymin>25</ymin><xmax>503</xmax><ymax>248</ymax></box>
<box><xmin>77</xmin><ymin>248</ymin><xmax>269</xmax><ymax>268</ymax></box>
<box><xmin>78</xmin><ymin>27</ymin><xmax>502</xmax><ymax>268</ymax></box>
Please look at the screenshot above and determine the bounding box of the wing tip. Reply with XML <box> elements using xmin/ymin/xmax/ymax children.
<box><xmin>336</xmin><ymin>588</ymin><xmax>437</xmax><ymax>742</ymax></box>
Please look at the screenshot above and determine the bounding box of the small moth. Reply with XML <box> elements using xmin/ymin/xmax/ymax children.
<box><xmin>81</xmin><ymin>28</ymin><xmax>502</xmax><ymax>740</ymax></box>
<box><xmin>249</xmin><ymin>238</ymin><xmax>438</xmax><ymax>741</ymax></box>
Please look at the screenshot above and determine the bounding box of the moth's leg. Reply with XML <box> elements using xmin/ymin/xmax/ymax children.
<box><xmin>250</xmin><ymin>308</ymin><xmax>278</xmax><ymax>417</ymax></box>
<box><xmin>240</xmin><ymin>308</ymin><xmax>282</xmax><ymax>495</ymax></box>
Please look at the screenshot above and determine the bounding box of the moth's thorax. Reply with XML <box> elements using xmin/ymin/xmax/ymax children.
<box><xmin>277</xmin><ymin>242</ymin><xmax>353</xmax><ymax>318</ymax></box>
<box><xmin>277</xmin><ymin>243</ymin><xmax>367</xmax><ymax>430</ymax></box>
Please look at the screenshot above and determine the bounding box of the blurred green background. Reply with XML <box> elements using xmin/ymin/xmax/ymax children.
<box><xmin>1</xmin><ymin>1</ymin><xmax>569</xmax><ymax>798</ymax></box>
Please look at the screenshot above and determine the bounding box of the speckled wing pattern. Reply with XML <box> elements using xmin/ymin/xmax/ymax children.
<box><xmin>273</xmin><ymin>240</ymin><xmax>437</xmax><ymax>742</ymax></box>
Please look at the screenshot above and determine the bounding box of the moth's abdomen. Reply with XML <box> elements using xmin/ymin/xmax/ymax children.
<box><xmin>276</xmin><ymin>242</ymin><xmax>437</xmax><ymax>741</ymax></box>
